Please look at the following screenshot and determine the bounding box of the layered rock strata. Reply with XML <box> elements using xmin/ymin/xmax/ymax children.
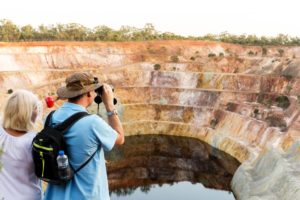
<box><xmin>0</xmin><ymin>41</ymin><xmax>300</xmax><ymax>199</ymax></box>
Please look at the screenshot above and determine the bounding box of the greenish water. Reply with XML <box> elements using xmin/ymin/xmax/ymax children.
<box><xmin>106</xmin><ymin>135</ymin><xmax>239</xmax><ymax>200</ymax></box>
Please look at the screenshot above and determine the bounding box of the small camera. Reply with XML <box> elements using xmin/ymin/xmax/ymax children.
<box><xmin>94</xmin><ymin>86</ymin><xmax>117</xmax><ymax>105</ymax></box>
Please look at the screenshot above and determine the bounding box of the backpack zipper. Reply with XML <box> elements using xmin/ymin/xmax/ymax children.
<box><xmin>40</xmin><ymin>152</ymin><xmax>45</xmax><ymax>177</ymax></box>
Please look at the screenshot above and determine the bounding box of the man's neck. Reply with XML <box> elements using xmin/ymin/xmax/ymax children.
<box><xmin>68</xmin><ymin>99</ymin><xmax>89</xmax><ymax>108</ymax></box>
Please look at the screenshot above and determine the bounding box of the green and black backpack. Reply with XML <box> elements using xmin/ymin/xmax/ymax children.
<box><xmin>32</xmin><ymin>110</ymin><xmax>98</xmax><ymax>184</ymax></box>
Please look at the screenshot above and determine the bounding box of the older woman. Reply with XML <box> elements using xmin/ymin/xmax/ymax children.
<box><xmin>0</xmin><ymin>89</ymin><xmax>42</xmax><ymax>200</ymax></box>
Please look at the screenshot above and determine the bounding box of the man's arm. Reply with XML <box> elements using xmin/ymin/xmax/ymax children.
<box><xmin>102</xmin><ymin>84</ymin><xmax>125</xmax><ymax>145</ymax></box>
<box><xmin>105</xmin><ymin>104</ymin><xmax>124</xmax><ymax>145</ymax></box>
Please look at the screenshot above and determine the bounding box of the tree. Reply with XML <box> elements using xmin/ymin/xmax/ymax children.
<box><xmin>64</xmin><ymin>23</ymin><xmax>88</xmax><ymax>41</ymax></box>
<box><xmin>143</xmin><ymin>23</ymin><xmax>157</xmax><ymax>40</ymax></box>
<box><xmin>36</xmin><ymin>24</ymin><xmax>57</xmax><ymax>41</ymax></box>
<box><xmin>0</xmin><ymin>19</ymin><xmax>20</xmax><ymax>41</ymax></box>
<box><xmin>92</xmin><ymin>26</ymin><xmax>114</xmax><ymax>41</ymax></box>
<box><xmin>20</xmin><ymin>25</ymin><xmax>36</xmax><ymax>41</ymax></box>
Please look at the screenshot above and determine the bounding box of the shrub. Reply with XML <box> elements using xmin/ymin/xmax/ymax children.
<box><xmin>253</xmin><ymin>108</ymin><xmax>261</xmax><ymax>118</ymax></box>
<box><xmin>262</xmin><ymin>47</ymin><xmax>267</xmax><ymax>56</ymax></box>
<box><xmin>257</xmin><ymin>93</ymin><xmax>265</xmax><ymax>104</ymax></box>
<box><xmin>265</xmin><ymin>99</ymin><xmax>272</xmax><ymax>108</ymax></box>
<box><xmin>226</xmin><ymin>102</ymin><xmax>237</xmax><ymax>112</ymax></box>
<box><xmin>160</xmin><ymin>46</ymin><xmax>167</xmax><ymax>53</ymax></box>
<box><xmin>219</xmin><ymin>52</ymin><xmax>224</xmax><ymax>57</ymax></box>
<box><xmin>7</xmin><ymin>89</ymin><xmax>13</xmax><ymax>94</ymax></box>
<box><xmin>208</xmin><ymin>53</ymin><xmax>216</xmax><ymax>57</ymax></box>
<box><xmin>285</xmin><ymin>85</ymin><xmax>292</xmax><ymax>94</ymax></box>
<box><xmin>275</xmin><ymin>95</ymin><xmax>290</xmax><ymax>109</ymax></box>
<box><xmin>248</xmin><ymin>50</ymin><xmax>255</xmax><ymax>56</ymax></box>
<box><xmin>287</xmin><ymin>60</ymin><xmax>292</xmax><ymax>65</ymax></box>
<box><xmin>233</xmin><ymin>68</ymin><xmax>239</xmax><ymax>73</ymax></box>
<box><xmin>210</xmin><ymin>118</ymin><xmax>218</xmax><ymax>129</ymax></box>
<box><xmin>278</xmin><ymin>49</ymin><xmax>284</xmax><ymax>57</ymax></box>
<box><xmin>282</xmin><ymin>74</ymin><xmax>293</xmax><ymax>81</ymax></box>
<box><xmin>190</xmin><ymin>56</ymin><xmax>195</xmax><ymax>61</ymax></box>
<box><xmin>266</xmin><ymin>114</ymin><xmax>287</xmax><ymax>131</ymax></box>
<box><xmin>153</xmin><ymin>64</ymin><xmax>161</xmax><ymax>70</ymax></box>
<box><xmin>147</xmin><ymin>46</ymin><xmax>156</xmax><ymax>54</ymax></box>
<box><xmin>170</xmin><ymin>55</ymin><xmax>179</xmax><ymax>62</ymax></box>
<box><xmin>140</xmin><ymin>54</ymin><xmax>145</xmax><ymax>61</ymax></box>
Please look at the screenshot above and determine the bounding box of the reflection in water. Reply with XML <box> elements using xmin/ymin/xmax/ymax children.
<box><xmin>106</xmin><ymin>135</ymin><xmax>240</xmax><ymax>199</ymax></box>
<box><xmin>111</xmin><ymin>182</ymin><xmax>235</xmax><ymax>200</ymax></box>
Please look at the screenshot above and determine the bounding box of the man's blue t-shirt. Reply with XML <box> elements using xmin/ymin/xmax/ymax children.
<box><xmin>43</xmin><ymin>102</ymin><xmax>117</xmax><ymax>200</ymax></box>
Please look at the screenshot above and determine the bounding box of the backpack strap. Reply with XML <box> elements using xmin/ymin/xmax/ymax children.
<box><xmin>45</xmin><ymin>110</ymin><xmax>98</xmax><ymax>174</ymax></box>
<box><xmin>45</xmin><ymin>110</ymin><xmax>56</xmax><ymax>127</ymax></box>
<box><xmin>55</xmin><ymin>112</ymin><xmax>90</xmax><ymax>133</ymax></box>
<box><xmin>74</xmin><ymin>145</ymin><xmax>100</xmax><ymax>174</ymax></box>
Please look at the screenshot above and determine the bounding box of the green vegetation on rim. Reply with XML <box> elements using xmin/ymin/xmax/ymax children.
<box><xmin>1</xmin><ymin>19</ymin><xmax>300</xmax><ymax>45</ymax></box>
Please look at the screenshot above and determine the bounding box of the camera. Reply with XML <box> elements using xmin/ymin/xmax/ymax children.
<box><xmin>94</xmin><ymin>86</ymin><xmax>117</xmax><ymax>105</ymax></box>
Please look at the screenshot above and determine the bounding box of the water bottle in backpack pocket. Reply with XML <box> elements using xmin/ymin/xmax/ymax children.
<box><xmin>57</xmin><ymin>150</ymin><xmax>72</xmax><ymax>180</ymax></box>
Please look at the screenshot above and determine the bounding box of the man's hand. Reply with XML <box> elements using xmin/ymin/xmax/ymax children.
<box><xmin>101</xmin><ymin>83</ymin><xmax>125</xmax><ymax>145</ymax></box>
<box><xmin>101</xmin><ymin>84</ymin><xmax>115</xmax><ymax>111</ymax></box>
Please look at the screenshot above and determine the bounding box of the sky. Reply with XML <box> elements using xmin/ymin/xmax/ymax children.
<box><xmin>0</xmin><ymin>0</ymin><xmax>299</xmax><ymax>37</ymax></box>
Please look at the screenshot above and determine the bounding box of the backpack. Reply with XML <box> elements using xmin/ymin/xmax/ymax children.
<box><xmin>32</xmin><ymin>110</ymin><xmax>98</xmax><ymax>184</ymax></box>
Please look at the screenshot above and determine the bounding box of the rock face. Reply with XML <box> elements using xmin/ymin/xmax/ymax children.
<box><xmin>232</xmin><ymin>141</ymin><xmax>300</xmax><ymax>200</ymax></box>
<box><xmin>0</xmin><ymin>41</ymin><xmax>300</xmax><ymax>199</ymax></box>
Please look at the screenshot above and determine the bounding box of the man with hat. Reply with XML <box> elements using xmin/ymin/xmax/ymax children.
<box><xmin>43</xmin><ymin>72</ymin><xmax>124</xmax><ymax>200</ymax></box>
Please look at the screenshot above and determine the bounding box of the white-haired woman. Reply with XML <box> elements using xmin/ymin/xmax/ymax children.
<box><xmin>0</xmin><ymin>89</ymin><xmax>42</xmax><ymax>200</ymax></box>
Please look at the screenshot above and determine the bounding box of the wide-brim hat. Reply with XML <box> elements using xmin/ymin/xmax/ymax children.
<box><xmin>57</xmin><ymin>72</ymin><xmax>102</xmax><ymax>99</ymax></box>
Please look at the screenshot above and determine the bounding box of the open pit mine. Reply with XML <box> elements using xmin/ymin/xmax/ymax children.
<box><xmin>0</xmin><ymin>41</ymin><xmax>300</xmax><ymax>199</ymax></box>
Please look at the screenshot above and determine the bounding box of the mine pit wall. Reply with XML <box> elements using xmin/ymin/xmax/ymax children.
<box><xmin>1</xmin><ymin>41</ymin><xmax>300</xmax><ymax>199</ymax></box>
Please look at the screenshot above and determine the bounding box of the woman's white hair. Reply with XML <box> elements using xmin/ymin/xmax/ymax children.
<box><xmin>2</xmin><ymin>89</ymin><xmax>39</xmax><ymax>132</ymax></box>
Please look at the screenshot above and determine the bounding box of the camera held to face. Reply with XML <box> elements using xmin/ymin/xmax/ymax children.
<box><xmin>94</xmin><ymin>86</ymin><xmax>117</xmax><ymax>105</ymax></box>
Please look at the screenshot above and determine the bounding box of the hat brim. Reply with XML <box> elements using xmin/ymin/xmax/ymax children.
<box><xmin>57</xmin><ymin>83</ymin><xmax>102</xmax><ymax>99</ymax></box>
